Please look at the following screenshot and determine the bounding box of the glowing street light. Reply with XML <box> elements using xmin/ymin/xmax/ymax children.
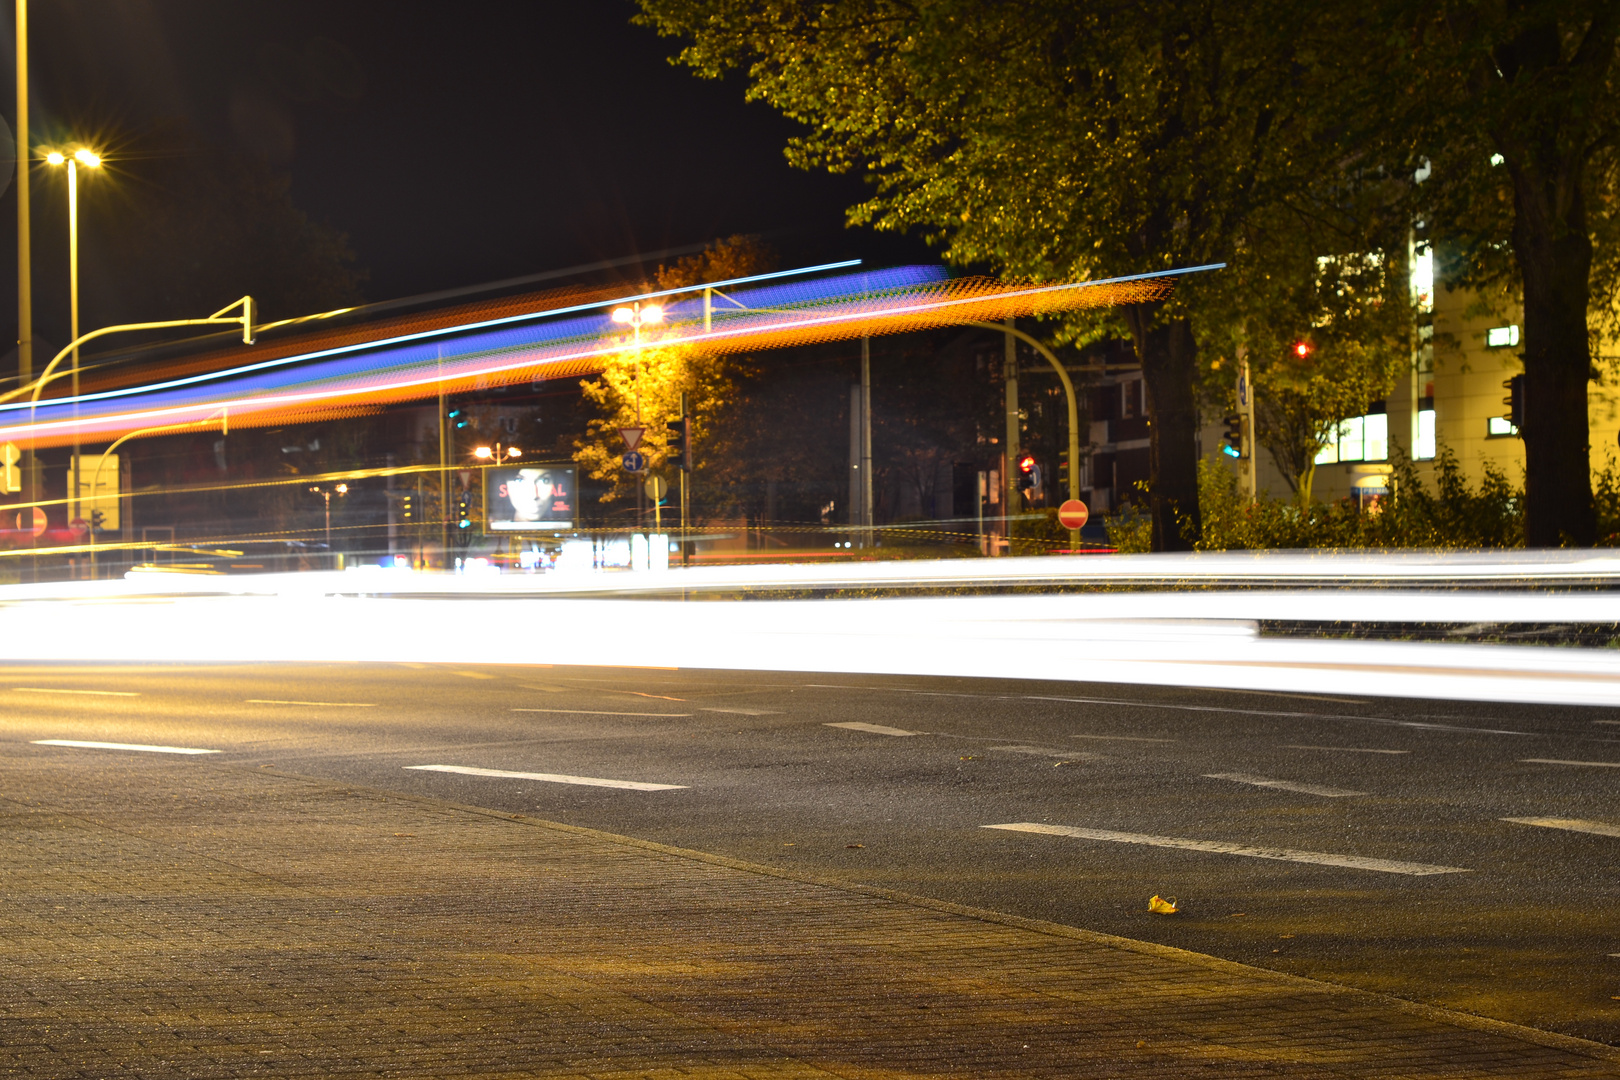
<box><xmin>610</xmin><ymin>302</ymin><xmax>665</xmax><ymax>427</ymax></box>
<box><xmin>473</xmin><ymin>443</ymin><xmax>522</xmax><ymax>462</ymax></box>
<box><xmin>43</xmin><ymin>145</ymin><xmax>103</xmax><ymax>472</ymax></box>
<box><xmin>309</xmin><ymin>483</ymin><xmax>348</xmax><ymax>566</ymax></box>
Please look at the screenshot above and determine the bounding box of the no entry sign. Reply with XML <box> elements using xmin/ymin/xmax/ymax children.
<box><xmin>1057</xmin><ymin>499</ymin><xmax>1089</xmax><ymax>530</ymax></box>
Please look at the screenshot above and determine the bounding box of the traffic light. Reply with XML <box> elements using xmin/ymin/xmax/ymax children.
<box><xmin>1502</xmin><ymin>374</ymin><xmax>1525</xmax><ymax>431</ymax></box>
<box><xmin>1016</xmin><ymin>452</ymin><xmax>1038</xmax><ymax>493</ymax></box>
<box><xmin>448</xmin><ymin>408</ymin><xmax>468</xmax><ymax>430</ymax></box>
<box><xmin>400</xmin><ymin>493</ymin><xmax>415</xmax><ymax>523</ymax></box>
<box><xmin>666</xmin><ymin>416</ymin><xmax>692</xmax><ymax>472</ymax></box>
<box><xmin>1222</xmin><ymin>414</ymin><xmax>1246</xmax><ymax>458</ymax></box>
<box><xmin>455</xmin><ymin>491</ymin><xmax>472</xmax><ymax>529</ymax></box>
<box><xmin>1292</xmin><ymin>341</ymin><xmax>1313</xmax><ymax>359</ymax></box>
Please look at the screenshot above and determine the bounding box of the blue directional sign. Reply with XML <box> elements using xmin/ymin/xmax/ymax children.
<box><xmin>621</xmin><ymin>450</ymin><xmax>647</xmax><ymax>473</ymax></box>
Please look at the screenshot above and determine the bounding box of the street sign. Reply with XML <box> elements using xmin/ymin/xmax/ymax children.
<box><xmin>1057</xmin><ymin>499</ymin><xmax>1090</xmax><ymax>530</ymax></box>
<box><xmin>0</xmin><ymin>441</ymin><xmax>18</xmax><ymax>494</ymax></box>
<box><xmin>619</xmin><ymin>426</ymin><xmax>646</xmax><ymax>451</ymax></box>
<box><xmin>644</xmin><ymin>475</ymin><xmax>668</xmax><ymax>501</ymax></box>
<box><xmin>621</xmin><ymin>450</ymin><xmax>647</xmax><ymax>473</ymax></box>
<box><xmin>15</xmin><ymin>506</ymin><xmax>45</xmax><ymax>537</ymax></box>
<box><xmin>69</xmin><ymin>453</ymin><xmax>121</xmax><ymax>531</ymax></box>
<box><xmin>69</xmin><ymin>518</ymin><xmax>88</xmax><ymax>536</ymax></box>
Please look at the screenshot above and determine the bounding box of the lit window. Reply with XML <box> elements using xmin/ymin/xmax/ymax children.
<box><xmin>1486</xmin><ymin>325</ymin><xmax>1520</xmax><ymax>348</ymax></box>
<box><xmin>1416</xmin><ymin>407</ymin><xmax>1436</xmax><ymax>460</ymax></box>
<box><xmin>1411</xmin><ymin>247</ymin><xmax>1434</xmax><ymax>315</ymax></box>
<box><xmin>1315</xmin><ymin>405</ymin><xmax>1388</xmax><ymax>465</ymax></box>
<box><xmin>1487</xmin><ymin>416</ymin><xmax>1519</xmax><ymax>438</ymax></box>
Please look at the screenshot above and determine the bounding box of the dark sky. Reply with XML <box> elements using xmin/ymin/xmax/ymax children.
<box><xmin>1</xmin><ymin>0</ymin><xmax>931</xmax><ymax>347</ymax></box>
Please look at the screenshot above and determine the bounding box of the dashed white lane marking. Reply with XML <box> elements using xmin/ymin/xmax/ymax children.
<box><xmin>701</xmin><ymin>707</ymin><xmax>782</xmax><ymax>716</ymax></box>
<box><xmin>33</xmin><ymin>739</ymin><xmax>219</xmax><ymax>755</ymax></box>
<box><xmin>406</xmin><ymin>764</ymin><xmax>685</xmax><ymax>791</ymax></box>
<box><xmin>825</xmin><ymin>721</ymin><xmax>924</xmax><ymax>737</ymax></box>
<box><xmin>983</xmin><ymin>822</ymin><xmax>1469</xmax><ymax>876</ymax></box>
<box><xmin>1069</xmin><ymin>733</ymin><xmax>1176</xmax><ymax>743</ymax></box>
<box><xmin>512</xmin><ymin>708</ymin><xmax>693</xmax><ymax>717</ymax></box>
<box><xmin>1285</xmin><ymin>745</ymin><xmax>1410</xmax><ymax>755</ymax></box>
<box><xmin>1520</xmin><ymin>758</ymin><xmax>1620</xmax><ymax>769</ymax></box>
<box><xmin>14</xmin><ymin>687</ymin><xmax>138</xmax><ymax>697</ymax></box>
<box><xmin>1204</xmin><ymin>772</ymin><xmax>1367</xmax><ymax>797</ymax></box>
<box><xmin>1503</xmin><ymin>817</ymin><xmax>1620</xmax><ymax>838</ymax></box>
<box><xmin>1593</xmin><ymin>720</ymin><xmax>1620</xmax><ymax>726</ymax></box>
<box><xmin>1029</xmin><ymin>695</ymin><xmax>1527</xmax><ymax>735</ymax></box>
<box><xmin>990</xmin><ymin>745</ymin><xmax>1086</xmax><ymax>758</ymax></box>
<box><xmin>246</xmin><ymin>699</ymin><xmax>376</xmax><ymax>707</ymax></box>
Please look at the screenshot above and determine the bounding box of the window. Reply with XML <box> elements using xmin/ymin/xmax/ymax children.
<box><xmin>1411</xmin><ymin>247</ymin><xmax>1434</xmax><ymax>315</ymax></box>
<box><xmin>1315</xmin><ymin>404</ymin><xmax>1388</xmax><ymax>465</ymax></box>
<box><xmin>1486</xmin><ymin>325</ymin><xmax>1520</xmax><ymax>348</ymax></box>
<box><xmin>1416</xmin><ymin>399</ymin><xmax>1436</xmax><ymax>460</ymax></box>
<box><xmin>1487</xmin><ymin>417</ymin><xmax>1519</xmax><ymax>438</ymax></box>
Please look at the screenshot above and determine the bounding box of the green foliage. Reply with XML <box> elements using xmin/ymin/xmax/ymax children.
<box><xmin>1104</xmin><ymin>504</ymin><xmax>1154</xmax><ymax>554</ymax></box>
<box><xmin>1194</xmin><ymin>450</ymin><xmax>1526</xmax><ymax>551</ymax></box>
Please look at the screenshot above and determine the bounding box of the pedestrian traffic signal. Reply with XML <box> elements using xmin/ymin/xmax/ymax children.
<box><xmin>1502</xmin><ymin>374</ymin><xmax>1525</xmax><ymax>431</ymax></box>
<box><xmin>666</xmin><ymin>416</ymin><xmax>692</xmax><ymax>472</ymax></box>
<box><xmin>1222</xmin><ymin>414</ymin><xmax>1246</xmax><ymax>458</ymax></box>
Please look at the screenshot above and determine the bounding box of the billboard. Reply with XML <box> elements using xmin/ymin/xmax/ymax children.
<box><xmin>484</xmin><ymin>464</ymin><xmax>575</xmax><ymax>532</ymax></box>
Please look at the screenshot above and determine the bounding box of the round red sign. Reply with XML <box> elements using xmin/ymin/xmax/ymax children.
<box><xmin>17</xmin><ymin>506</ymin><xmax>46</xmax><ymax>537</ymax></box>
<box><xmin>1057</xmin><ymin>499</ymin><xmax>1090</xmax><ymax>530</ymax></box>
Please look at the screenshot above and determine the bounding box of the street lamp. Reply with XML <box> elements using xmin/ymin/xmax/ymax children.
<box><xmin>309</xmin><ymin>482</ymin><xmax>348</xmax><ymax>568</ymax></box>
<box><xmin>44</xmin><ymin>146</ymin><xmax>102</xmax><ymax>470</ymax></box>
<box><xmin>473</xmin><ymin>443</ymin><xmax>522</xmax><ymax>463</ymax></box>
<box><xmin>610</xmin><ymin>302</ymin><xmax>664</xmax><ymax>424</ymax></box>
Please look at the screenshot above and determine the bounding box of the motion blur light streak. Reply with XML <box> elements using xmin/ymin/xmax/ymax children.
<box><xmin>0</xmin><ymin>262</ymin><xmax>1200</xmax><ymax>448</ymax></box>
<box><xmin>1</xmin><ymin>552</ymin><xmax>1618</xmax><ymax>706</ymax></box>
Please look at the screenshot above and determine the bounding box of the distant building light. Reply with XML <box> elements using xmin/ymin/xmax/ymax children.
<box><xmin>1490</xmin><ymin>153</ymin><xmax>1505</xmax><ymax>166</ymax></box>
<box><xmin>1486</xmin><ymin>325</ymin><xmax>1520</xmax><ymax>348</ymax></box>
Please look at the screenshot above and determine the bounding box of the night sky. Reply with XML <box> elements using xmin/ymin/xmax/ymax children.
<box><xmin>1</xmin><ymin>0</ymin><xmax>931</xmax><ymax>350</ymax></box>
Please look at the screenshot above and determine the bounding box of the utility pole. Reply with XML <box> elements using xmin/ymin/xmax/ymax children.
<box><xmin>1236</xmin><ymin>347</ymin><xmax>1257</xmax><ymax>501</ymax></box>
<box><xmin>860</xmin><ymin>335</ymin><xmax>873</xmax><ymax>549</ymax></box>
<box><xmin>1002</xmin><ymin>318</ymin><xmax>1020</xmax><ymax>555</ymax></box>
<box><xmin>678</xmin><ymin>391</ymin><xmax>689</xmax><ymax>567</ymax></box>
<box><xmin>15</xmin><ymin>0</ymin><xmax>32</xmax><ymax>516</ymax></box>
<box><xmin>438</xmin><ymin>351</ymin><xmax>449</xmax><ymax>569</ymax></box>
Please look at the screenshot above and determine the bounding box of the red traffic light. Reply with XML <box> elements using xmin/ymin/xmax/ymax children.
<box><xmin>1016</xmin><ymin>453</ymin><xmax>1037</xmax><ymax>474</ymax></box>
<box><xmin>1293</xmin><ymin>341</ymin><xmax>1313</xmax><ymax>358</ymax></box>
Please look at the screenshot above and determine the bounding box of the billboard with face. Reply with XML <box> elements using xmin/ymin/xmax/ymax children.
<box><xmin>485</xmin><ymin>465</ymin><xmax>575</xmax><ymax>531</ymax></box>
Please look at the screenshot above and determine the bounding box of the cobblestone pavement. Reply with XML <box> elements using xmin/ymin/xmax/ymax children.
<box><xmin>2</xmin><ymin>745</ymin><xmax>1615</xmax><ymax>1079</ymax></box>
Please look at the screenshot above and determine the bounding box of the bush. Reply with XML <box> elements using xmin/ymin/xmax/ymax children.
<box><xmin>1194</xmin><ymin>446</ymin><xmax>1526</xmax><ymax>550</ymax></box>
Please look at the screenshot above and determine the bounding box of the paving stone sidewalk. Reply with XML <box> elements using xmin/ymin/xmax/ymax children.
<box><xmin>1</xmin><ymin>747</ymin><xmax>1615</xmax><ymax>1079</ymax></box>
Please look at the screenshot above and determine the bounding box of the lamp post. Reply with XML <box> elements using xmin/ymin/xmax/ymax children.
<box><xmin>611</xmin><ymin>302</ymin><xmax>663</xmax><ymax>530</ymax></box>
<box><xmin>44</xmin><ymin>147</ymin><xmax>101</xmax><ymax>473</ymax></box>
<box><xmin>473</xmin><ymin>443</ymin><xmax>522</xmax><ymax>465</ymax></box>
<box><xmin>309</xmin><ymin>483</ymin><xmax>348</xmax><ymax>568</ymax></box>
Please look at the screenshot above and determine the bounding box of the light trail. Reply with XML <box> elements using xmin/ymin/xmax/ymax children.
<box><xmin>0</xmin><ymin>263</ymin><xmax>1194</xmax><ymax>448</ymax></box>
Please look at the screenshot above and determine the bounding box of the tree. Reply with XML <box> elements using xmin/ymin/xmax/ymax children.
<box><xmin>635</xmin><ymin>0</ymin><xmax>1333</xmax><ymax>550</ymax></box>
<box><xmin>574</xmin><ymin>235</ymin><xmax>775</xmax><ymax>517</ymax></box>
<box><xmin>1357</xmin><ymin>2</ymin><xmax>1619</xmax><ymax>545</ymax></box>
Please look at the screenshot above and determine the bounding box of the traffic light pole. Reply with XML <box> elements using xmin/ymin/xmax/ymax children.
<box><xmin>1237</xmin><ymin>351</ymin><xmax>1257</xmax><ymax>501</ymax></box>
<box><xmin>678</xmin><ymin>392</ymin><xmax>689</xmax><ymax>567</ymax></box>
<box><xmin>1002</xmin><ymin>322</ymin><xmax>1019</xmax><ymax>555</ymax></box>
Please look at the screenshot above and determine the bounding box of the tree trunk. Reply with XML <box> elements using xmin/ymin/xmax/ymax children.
<box><xmin>1123</xmin><ymin>306</ymin><xmax>1201</xmax><ymax>551</ymax></box>
<box><xmin>1512</xmin><ymin>166</ymin><xmax>1596</xmax><ymax>547</ymax></box>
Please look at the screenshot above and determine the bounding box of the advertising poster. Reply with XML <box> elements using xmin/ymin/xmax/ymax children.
<box><xmin>485</xmin><ymin>464</ymin><xmax>575</xmax><ymax>532</ymax></box>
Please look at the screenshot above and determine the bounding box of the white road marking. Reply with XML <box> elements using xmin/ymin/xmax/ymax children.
<box><xmin>1029</xmin><ymin>696</ymin><xmax>1527</xmax><ymax>735</ymax></box>
<box><xmin>701</xmin><ymin>707</ymin><xmax>782</xmax><ymax>716</ymax></box>
<box><xmin>33</xmin><ymin>739</ymin><xmax>219</xmax><ymax>755</ymax></box>
<box><xmin>1593</xmin><ymin>720</ymin><xmax>1620</xmax><ymax>726</ymax></box>
<box><xmin>14</xmin><ymin>687</ymin><xmax>138</xmax><ymax>697</ymax></box>
<box><xmin>825</xmin><ymin>721</ymin><xmax>924</xmax><ymax>737</ymax></box>
<box><xmin>1285</xmin><ymin>745</ymin><xmax>1409</xmax><ymax>755</ymax></box>
<box><xmin>406</xmin><ymin>764</ymin><xmax>685</xmax><ymax>791</ymax></box>
<box><xmin>984</xmin><ymin>822</ymin><xmax>1469</xmax><ymax>876</ymax></box>
<box><xmin>245</xmin><ymin>699</ymin><xmax>376</xmax><ymax>707</ymax></box>
<box><xmin>512</xmin><ymin>708</ymin><xmax>692</xmax><ymax>717</ymax></box>
<box><xmin>1204</xmin><ymin>772</ymin><xmax>1367</xmax><ymax>797</ymax></box>
<box><xmin>1520</xmin><ymin>758</ymin><xmax>1620</xmax><ymax>769</ymax></box>
<box><xmin>989</xmin><ymin>745</ymin><xmax>1085</xmax><ymax>758</ymax></box>
<box><xmin>1069</xmin><ymin>733</ymin><xmax>1176</xmax><ymax>743</ymax></box>
<box><xmin>1503</xmin><ymin>817</ymin><xmax>1620</xmax><ymax>838</ymax></box>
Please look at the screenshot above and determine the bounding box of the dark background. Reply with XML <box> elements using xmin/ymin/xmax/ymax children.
<box><xmin>0</xmin><ymin>0</ymin><xmax>932</xmax><ymax>355</ymax></box>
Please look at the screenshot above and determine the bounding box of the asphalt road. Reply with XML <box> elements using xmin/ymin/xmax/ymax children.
<box><xmin>6</xmin><ymin>660</ymin><xmax>1619</xmax><ymax>1045</ymax></box>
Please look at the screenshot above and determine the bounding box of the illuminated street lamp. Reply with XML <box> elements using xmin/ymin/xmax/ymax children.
<box><xmin>473</xmin><ymin>443</ymin><xmax>522</xmax><ymax>464</ymax></box>
<box><xmin>309</xmin><ymin>482</ymin><xmax>348</xmax><ymax>567</ymax></box>
<box><xmin>611</xmin><ymin>302</ymin><xmax>664</xmax><ymax>421</ymax></box>
<box><xmin>43</xmin><ymin>146</ymin><xmax>102</xmax><ymax>468</ymax></box>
